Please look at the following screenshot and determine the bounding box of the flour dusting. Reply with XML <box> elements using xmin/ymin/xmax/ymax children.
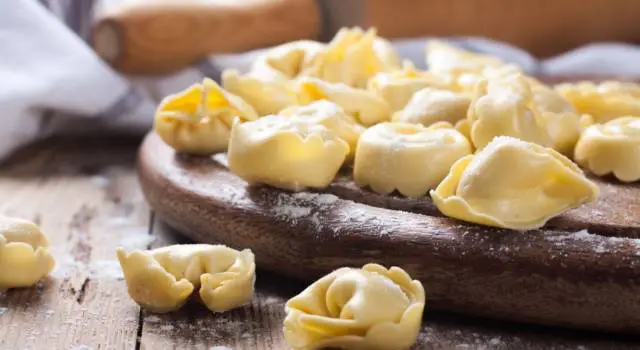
<box><xmin>90</xmin><ymin>260</ymin><xmax>124</xmax><ymax>280</ymax></box>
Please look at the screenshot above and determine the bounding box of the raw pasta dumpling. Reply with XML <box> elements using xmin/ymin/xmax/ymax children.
<box><xmin>425</xmin><ymin>40</ymin><xmax>508</xmax><ymax>93</ymax></box>
<box><xmin>297</xmin><ymin>77</ymin><xmax>390</xmax><ymax>126</ymax></box>
<box><xmin>284</xmin><ymin>263</ymin><xmax>425</xmax><ymax>350</ymax></box>
<box><xmin>154</xmin><ymin>78</ymin><xmax>258</xmax><ymax>154</ymax></box>
<box><xmin>250</xmin><ymin>40</ymin><xmax>325</xmax><ymax>81</ymax></box>
<box><xmin>529</xmin><ymin>80</ymin><xmax>589</xmax><ymax>156</ymax></box>
<box><xmin>280</xmin><ymin>100</ymin><xmax>364</xmax><ymax>158</ymax></box>
<box><xmin>222</xmin><ymin>69</ymin><xmax>298</xmax><ymax>116</ymax></box>
<box><xmin>117</xmin><ymin>244</ymin><xmax>255</xmax><ymax>313</ymax></box>
<box><xmin>228</xmin><ymin>114</ymin><xmax>349</xmax><ymax>191</ymax></box>
<box><xmin>574</xmin><ymin>116</ymin><xmax>640</xmax><ymax>182</ymax></box>
<box><xmin>392</xmin><ymin>87</ymin><xmax>471</xmax><ymax>127</ymax></box>
<box><xmin>431</xmin><ymin>136</ymin><xmax>600</xmax><ymax>230</ymax></box>
<box><xmin>0</xmin><ymin>215</ymin><xmax>55</xmax><ymax>291</ymax></box>
<box><xmin>555</xmin><ymin>81</ymin><xmax>640</xmax><ymax>123</ymax></box>
<box><xmin>464</xmin><ymin>74</ymin><xmax>552</xmax><ymax>150</ymax></box>
<box><xmin>354</xmin><ymin>122</ymin><xmax>472</xmax><ymax>197</ymax></box>
<box><xmin>300</xmin><ymin>27</ymin><xmax>401</xmax><ymax>88</ymax></box>
<box><xmin>368</xmin><ymin>61</ymin><xmax>451</xmax><ymax>112</ymax></box>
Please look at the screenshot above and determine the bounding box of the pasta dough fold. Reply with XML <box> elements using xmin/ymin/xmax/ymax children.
<box><xmin>300</xmin><ymin>27</ymin><xmax>401</xmax><ymax>88</ymax></box>
<box><xmin>465</xmin><ymin>74</ymin><xmax>552</xmax><ymax>150</ymax></box>
<box><xmin>555</xmin><ymin>81</ymin><xmax>640</xmax><ymax>123</ymax></box>
<box><xmin>392</xmin><ymin>87</ymin><xmax>471</xmax><ymax>127</ymax></box>
<box><xmin>284</xmin><ymin>264</ymin><xmax>425</xmax><ymax>350</ymax></box>
<box><xmin>297</xmin><ymin>78</ymin><xmax>390</xmax><ymax>126</ymax></box>
<box><xmin>280</xmin><ymin>100</ymin><xmax>364</xmax><ymax>158</ymax></box>
<box><xmin>154</xmin><ymin>78</ymin><xmax>258</xmax><ymax>154</ymax></box>
<box><xmin>0</xmin><ymin>216</ymin><xmax>55</xmax><ymax>291</ymax></box>
<box><xmin>574</xmin><ymin>117</ymin><xmax>640</xmax><ymax>182</ymax></box>
<box><xmin>368</xmin><ymin>61</ymin><xmax>451</xmax><ymax>112</ymax></box>
<box><xmin>431</xmin><ymin>136</ymin><xmax>600</xmax><ymax>230</ymax></box>
<box><xmin>222</xmin><ymin>69</ymin><xmax>298</xmax><ymax>116</ymax></box>
<box><xmin>355</xmin><ymin>122</ymin><xmax>472</xmax><ymax>197</ymax></box>
<box><xmin>228</xmin><ymin>114</ymin><xmax>349</xmax><ymax>191</ymax></box>
<box><xmin>117</xmin><ymin>244</ymin><xmax>255</xmax><ymax>313</ymax></box>
<box><xmin>250</xmin><ymin>40</ymin><xmax>325</xmax><ymax>81</ymax></box>
<box><xmin>425</xmin><ymin>40</ymin><xmax>508</xmax><ymax>93</ymax></box>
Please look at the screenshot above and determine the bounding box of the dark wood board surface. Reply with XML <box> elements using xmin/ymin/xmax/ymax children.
<box><xmin>0</xmin><ymin>136</ymin><xmax>638</xmax><ymax>349</ymax></box>
<box><xmin>138</xmin><ymin>132</ymin><xmax>640</xmax><ymax>335</ymax></box>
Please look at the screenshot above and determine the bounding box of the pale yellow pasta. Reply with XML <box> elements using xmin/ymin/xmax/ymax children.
<box><xmin>574</xmin><ymin>117</ymin><xmax>640</xmax><ymax>182</ymax></box>
<box><xmin>368</xmin><ymin>61</ymin><xmax>451</xmax><ymax>111</ymax></box>
<box><xmin>280</xmin><ymin>100</ymin><xmax>364</xmax><ymax>158</ymax></box>
<box><xmin>222</xmin><ymin>69</ymin><xmax>298</xmax><ymax>116</ymax></box>
<box><xmin>475</xmin><ymin>68</ymin><xmax>586</xmax><ymax>155</ymax></box>
<box><xmin>555</xmin><ymin>81</ymin><xmax>640</xmax><ymax>123</ymax></box>
<box><xmin>354</xmin><ymin>122</ymin><xmax>471</xmax><ymax>197</ymax></box>
<box><xmin>0</xmin><ymin>215</ymin><xmax>55</xmax><ymax>291</ymax></box>
<box><xmin>250</xmin><ymin>40</ymin><xmax>326</xmax><ymax>81</ymax></box>
<box><xmin>228</xmin><ymin>115</ymin><xmax>349</xmax><ymax>191</ymax></box>
<box><xmin>297</xmin><ymin>77</ymin><xmax>390</xmax><ymax>126</ymax></box>
<box><xmin>392</xmin><ymin>87</ymin><xmax>471</xmax><ymax>127</ymax></box>
<box><xmin>466</xmin><ymin>74</ymin><xmax>552</xmax><ymax>150</ymax></box>
<box><xmin>284</xmin><ymin>263</ymin><xmax>425</xmax><ymax>350</ymax></box>
<box><xmin>425</xmin><ymin>40</ymin><xmax>509</xmax><ymax>93</ymax></box>
<box><xmin>431</xmin><ymin>136</ymin><xmax>600</xmax><ymax>230</ymax></box>
<box><xmin>300</xmin><ymin>27</ymin><xmax>401</xmax><ymax>88</ymax></box>
<box><xmin>154</xmin><ymin>78</ymin><xmax>258</xmax><ymax>154</ymax></box>
<box><xmin>117</xmin><ymin>244</ymin><xmax>255</xmax><ymax>313</ymax></box>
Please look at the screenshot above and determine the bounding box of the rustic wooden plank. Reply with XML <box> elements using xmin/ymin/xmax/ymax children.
<box><xmin>145</xmin><ymin>220</ymin><xmax>640</xmax><ymax>350</ymax></box>
<box><xmin>139</xmin><ymin>219</ymin><xmax>298</xmax><ymax>350</ymax></box>
<box><xmin>0</xmin><ymin>137</ymin><xmax>150</xmax><ymax>350</ymax></box>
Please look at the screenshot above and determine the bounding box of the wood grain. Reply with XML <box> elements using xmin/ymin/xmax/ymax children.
<box><xmin>93</xmin><ymin>0</ymin><xmax>320</xmax><ymax>75</ymax></box>
<box><xmin>0</xmin><ymin>136</ymin><xmax>638</xmax><ymax>349</ymax></box>
<box><xmin>138</xmin><ymin>132</ymin><xmax>640</xmax><ymax>334</ymax></box>
<box><xmin>139</xmin><ymin>220</ymin><xmax>640</xmax><ymax>350</ymax></box>
<box><xmin>0</xmin><ymin>137</ymin><xmax>149</xmax><ymax>349</ymax></box>
<box><xmin>365</xmin><ymin>0</ymin><xmax>640</xmax><ymax>58</ymax></box>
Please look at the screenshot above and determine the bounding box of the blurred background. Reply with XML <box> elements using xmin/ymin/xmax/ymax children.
<box><xmin>2</xmin><ymin>0</ymin><xmax>640</xmax><ymax>160</ymax></box>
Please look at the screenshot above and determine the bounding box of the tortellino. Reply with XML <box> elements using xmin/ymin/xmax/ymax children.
<box><xmin>222</xmin><ymin>69</ymin><xmax>297</xmax><ymax>116</ymax></box>
<box><xmin>367</xmin><ymin>61</ymin><xmax>451</xmax><ymax>112</ymax></box>
<box><xmin>465</xmin><ymin>74</ymin><xmax>552</xmax><ymax>150</ymax></box>
<box><xmin>530</xmin><ymin>82</ymin><xmax>588</xmax><ymax>156</ymax></box>
<box><xmin>228</xmin><ymin>114</ymin><xmax>349</xmax><ymax>191</ymax></box>
<box><xmin>392</xmin><ymin>87</ymin><xmax>471</xmax><ymax>127</ymax></box>
<box><xmin>117</xmin><ymin>244</ymin><xmax>255</xmax><ymax>313</ymax></box>
<box><xmin>249</xmin><ymin>40</ymin><xmax>326</xmax><ymax>81</ymax></box>
<box><xmin>284</xmin><ymin>264</ymin><xmax>425</xmax><ymax>350</ymax></box>
<box><xmin>431</xmin><ymin>136</ymin><xmax>600</xmax><ymax>230</ymax></box>
<box><xmin>300</xmin><ymin>27</ymin><xmax>401</xmax><ymax>88</ymax></box>
<box><xmin>154</xmin><ymin>78</ymin><xmax>258</xmax><ymax>154</ymax></box>
<box><xmin>574</xmin><ymin>117</ymin><xmax>640</xmax><ymax>182</ymax></box>
<box><xmin>280</xmin><ymin>100</ymin><xmax>364</xmax><ymax>158</ymax></box>
<box><xmin>297</xmin><ymin>77</ymin><xmax>391</xmax><ymax>126</ymax></box>
<box><xmin>425</xmin><ymin>40</ymin><xmax>508</xmax><ymax>93</ymax></box>
<box><xmin>555</xmin><ymin>81</ymin><xmax>640</xmax><ymax>123</ymax></box>
<box><xmin>0</xmin><ymin>215</ymin><xmax>55</xmax><ymax>291</ymax></box>
<box><xmin>354</xmin><ymin>122</ymin><xmax>472</xmax><ymax>197</ymax></box>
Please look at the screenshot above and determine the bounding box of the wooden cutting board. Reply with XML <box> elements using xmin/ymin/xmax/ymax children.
<box><xmin>137</xmin><ymin>130</ymin><xmax>640</xmax><ymax>334</ymax></box>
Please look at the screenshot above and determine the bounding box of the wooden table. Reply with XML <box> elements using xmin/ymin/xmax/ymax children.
<box><xmin>0</xmin><ymin>136</ymin><xmax>637</xmax><ymax>350</ymax></box>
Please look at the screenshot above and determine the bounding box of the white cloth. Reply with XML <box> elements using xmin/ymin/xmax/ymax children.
<box><xmin>2</xmin><ymin>0</ymin><xmax>640</xmax><ymax>160</ymax></box>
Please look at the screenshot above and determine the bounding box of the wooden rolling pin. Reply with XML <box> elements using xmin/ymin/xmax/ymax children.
<box><xmin>92</xmin><ymin>0</ymin><xmax>321</xmax><ymax>75</ymax></box>
<box><xmin>93</xmin><ymin>0</ymin><xmax>640</xmax><ymax>76</ymax></box>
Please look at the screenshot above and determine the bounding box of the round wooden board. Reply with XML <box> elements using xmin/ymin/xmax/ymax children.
<box><xmin>138</xmin><ymin>132</ymin><xmax>640</xmax><ymax>334</ymax></box>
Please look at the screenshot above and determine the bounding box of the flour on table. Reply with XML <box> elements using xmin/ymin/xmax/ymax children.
<box><xmin>118</xmin><ymin>226</ymin><xmax>155</xmax><ymax>250</ymax></box>
<box><xmin>90</xmin><ymin>260</ymin><xmax>124</xmax><ymax>280</ymax></box>
<box><xmin>0</xmin><ymin>307</ymin><xmax>7</xmax><ymax>316</ymax></box>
